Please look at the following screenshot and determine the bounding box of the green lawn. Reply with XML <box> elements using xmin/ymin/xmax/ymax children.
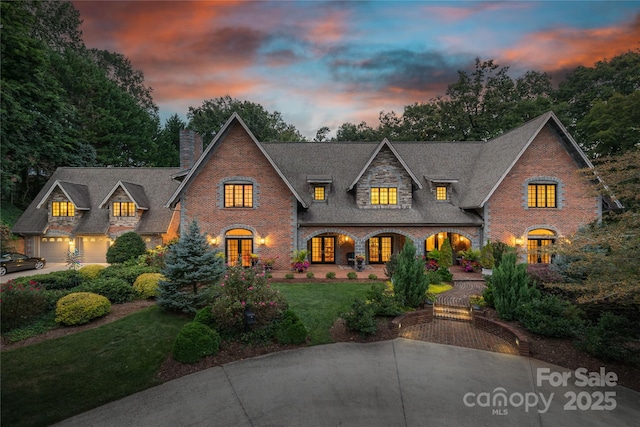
<box><xmin>0</xmin><ymin>281</ymin><xmax>377</xmax><ymax>426</ymax></box>
<box><xmin>273</xmin><ymin>281</ymin><xmax>377</xmax><ymax>344</ymax></box>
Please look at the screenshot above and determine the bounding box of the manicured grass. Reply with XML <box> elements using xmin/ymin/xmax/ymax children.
<box><xmin>427</xmin><ymin>283</ymin><xmax>453</xmax><ymax>294</ymax></box>
<box><xmin>0</xmin><ymin>306</ymin><xmax>189</xmax><ymax>427</ymax></box>
<box><xmin>273</xmin><ymin>281</ymin><xmax>378</xmax><ymax>345</ymax></box>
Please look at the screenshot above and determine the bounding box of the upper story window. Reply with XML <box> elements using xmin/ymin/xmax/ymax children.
<box><xmin>314</xmin><ymin>186</ymin><xmax>325</xmax><ymax>201</ymax></box>
<box><xmin>436</xmin><ymin>186</ymin><xmax>447</xmax><ymax>201</ymax></box>
<box><xmin>224</xmin><ymin>184</ymin><xmax>253</xmax><ymax>208</ymax></box>
<box><xmin>52</xmin><ymin>201</ymin><xmax>75</xmax><ymax>217</ymax></box>
<box><xmin>371</xmin><ymin>187</ymin><xmax>397</xmax><ymax>205</ymax></box>
<box><xmin>528</xmin><ymin>184</ymin><xmax>556</xmax><ymax>208</ymax></box>
<box><xmin>113</xmin><ymin>201</ymin><xmax>136</xmax><ymax>217</ymax></box>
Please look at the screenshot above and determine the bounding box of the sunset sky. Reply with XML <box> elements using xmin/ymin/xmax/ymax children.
<box><xmin>73</xmin><ymin>1</ymin><xmax>640</xmax><ymax>138</ymax></box>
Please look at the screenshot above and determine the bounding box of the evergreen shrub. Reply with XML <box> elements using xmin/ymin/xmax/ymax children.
<box><xmin>575</xmin><ymin>312</ymin><xmax>638</xmax><ymax>364</ymax></box>
<box><xmin>78</xmin><ymin>265</ymin><xmax>106</xmax><ymax>280</ymax></box>
<box><xmin>101</xmin><ymin>264</ymin><xmax>157</xmax><ymax>285</ymax></box>
<box><xmin>75</xmin><ymin>277</ymin><xmax>136</xmax><ymax>303</ymax></box>
<box><xmin>274</xmin><ymin>310</ymin><xmax>308</xmax><ymax>344</ymax></box>
<box><xmin>133</xmin><ymin>273</ymin><xmax>164</xmax><ymax>299</ymax></box>
<box><xmin>55</xmin><ymin>292</ymin><xmax>111</xmax><ymax>325</ymax></box>
<box><xmin>517</xmin><ymin>295</ymin><xmax>584</xmax><ymax>337</ymax></box>
<box><xmin>392</xmin><ymin>241</ymin><xmax>429</xmax><ymax>308</ymax></box>
<box><xmin>366</xmin><ymin>282</ymin><xmax>403</xmax><ymax>316</ymax></box>
<box><xmin>172</xmin><ymin>322</ymin><xmax>221</xmax><ymax>364</ymax></box>
<box><xmin>106</xmin><ymin>232</ymin><xmax>147</xmax><ymax>264</ymax></box>
<box><xmin>326</xmin><ymin>272</ymin><xmax>336</xmax><ymax>279</ymax></box>
<box><xmin>341</xmin><ymin>298</ymin><xmax>377</xmax><ymax>336</ymax></box>
<box><xmin>492</xmin><ymin>252</ymin><xmax>540</xmax><ymax>320</ymax></box>
<box><xmin>347</xmin><ymin>272</ymin><xmax>358</xmax><ymax>280</ymax></box>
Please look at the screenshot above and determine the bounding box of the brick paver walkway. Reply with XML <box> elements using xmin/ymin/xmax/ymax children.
<box><xmin>400</xmin><ymin>319</ymin><xmax>519</xmax><ymax>355</ymax></box>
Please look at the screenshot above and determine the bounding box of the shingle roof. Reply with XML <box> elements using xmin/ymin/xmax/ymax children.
<box><xmin>35</xmin><ymin>181</ymin><xmax>91</xmax><ymax>210</ymax></box>
<box><xmin>13</xmin><ymin>168</ymin><xmax>180</xmax><ymax>235</ymax></box>
<box><xmin>98</xmin><ymin>181</ymin><xmax>151</xmax><ymax>210</ymax></box>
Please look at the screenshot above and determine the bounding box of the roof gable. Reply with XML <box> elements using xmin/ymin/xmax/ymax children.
<box><xmin>98</xmin><ymin>181</ymin><xmax>150</xmax><ymax>210</ymax></box>
<box><xmin>347</xmin><ymin>139</ymin><xmax>423</xmax><ymax>191</ymax></box>
<box><xmin>35</xmin><ymin>180</ymin><xmax>91</xmax><ymax>210</ymax></box>
<box><xmin>166</xmin><ymin>113</ymin><xmax>308</xmax><ymax>208</ymax></box>
<box><xmin>461</xmin><ymin>111</ymin><xmax>595</xmax><ymax>208</ymax></box>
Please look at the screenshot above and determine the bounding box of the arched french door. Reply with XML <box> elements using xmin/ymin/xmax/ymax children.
<box><xmin>225</xmin><ymin>228</ymin><xmax>254</xmax><ymax>266</ymax></box>
<box><xmin>527</xmin><ymin>229</ymin><xmax>555</xmax><ymax>264</ymax></box>
<box><xmin>425</xmin><ymin>232</ymin><xmax>471</xmax><ymax>263</ymax></box>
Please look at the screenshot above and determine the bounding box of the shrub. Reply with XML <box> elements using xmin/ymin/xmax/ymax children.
<box><xmin>210</xmin><ymin>264</ymin><xmax>288</xmax><ymax>336</ymax></box>
<box><xmin>12</xmin><ymin>270</ymin><xmax>84</xmax><ymax>290</ymax></box>
<box><xmin>383</xmin><ymin>253</ymin><xmax>399</xmax><ymax>278</ymax></box>
<box><xmin>368</xmin><ymin>274</ymin><xmax>378</xmax><ymax>280</ymax></box>
<box><xmin>75</xmin><ymin>277</ymin><xmax>136</xmax><ymax>304</ymax></box>
<box><xmin>469</xmin><ymin>295</ymin><xmax>486</xmax><ymax>308</ymax></box>
<box><xmin>133</xmin><ymin>273</ymin><xmax>164</xmax><ymax>299</ymax></box>
<box><xmin>347</xmin><ymin>272</ymin><xmax>358</xmax><ymax>280</ymax></box>
<box><xmin>172</xmin><ymin>322</ymin><xmax>221</xmax><ymax>364</ymax></box>
<box><xmin>106</xmin><ymin>232</ymin><xmax>147</xmax><ymax>264</ymax></box>
<box><xmin>285</xmin><ymin>273</ymin><xmax>294</xmax><ymax>279</ymax></box>
<box><xmin>437</xmin><ymin>266</ymin><xmax>453</xmax><ymax>282</ymax></box>
<box><xmin>575</xmin><ymin>312</ymin><xmax>638</xmax><ymax>364</ymax></box>
<box><xmin>101</xmin><ymin>264</ymin><xmax>157</xmax><ymax>285</ymax></box>
<box><xmin>306</xmin><ymin>271</ymin><xmax>314</xmax><ymax>279</ymax></box>
<box><xmin>341</xmin><ymin>298</ymin><xmax>377</xmax><ymax>336</ymax></box>
<box><xmin>78</xmin><ymin>265</ymin><xmax>106</xmax><ymax>280</ymax></box>
<box><xmin>526</xmin><ymin>264</ymin><xmax>564</xmax><ymax>285</ymax></box>
<box><xmin>0</xmin><ymin>280</ymin><xmax>49</xmax><ymax>332</ymax></box>
<box><xmin>274</xmin><ymin>310</ymin><xmax>308</xmax><ymax>344</ymax></box>
<box><xmin>158</xmin><ymin>220</ymin><xmax>225</xmax><ymax>314</ymax></box>
<box><xmin>482</xmin><ymin>276</ymin><xmax>495</xmax><ymax>307</ymax></box>
<box><xmin>193</xmin><ymin>306</ymin><xmax>215</xmax><ymax>328</ymax></box>
<box><xmin>517</xmin><ymin>295</ymin><xmax>584</xmax><ymax>337</ymax></box>
<box><xmin>326</xmin><ymin>272</ymin><xmax>336</xmax><ymax>279</ymax></box>
<box><xmin>438</xmin><ymin>238</ymin><xmax>453</xmax><ymax>269</ymax></box>
<box><xmin>479</xmin><ymin>242</ymin><xmax>495</xmax><ymax>269</ymax></box>
<box><xmin>492</xmin><ymin>252</ymin><xmax>540</xmax><ymax>320</ymax></box>
<box><xmin>392</xmin><ymin>241</ymin><xmax>429</xmax><ymax>308</ymax></box>
<box><xmin>366</xmin><ymin>282</ymin><xmax>403</xmax><ymax>317</ymax></box>
<box><xmin>55</xmin><ymin>292</ymin><xmax>111</xmax><ymax>326</ymax></box>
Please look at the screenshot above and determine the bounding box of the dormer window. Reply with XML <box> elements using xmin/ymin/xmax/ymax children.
<box><xmin>52</xmin><ymin>201</ymin><xmax>75</xmax><ymax>217</ymax></box>
<box><xmin>314</xmin><ymin>186</ymin><xmax>326</xmax><ymax>201</ymax></box>
<box><xmin>436</xmin><ymin>186</ymin><xmax>448</xmax><ymax>201</ymax></box>
<box><xmin>371</xmin><ymin>187</ymin><xmax>397</xmax><ymax>205</ymax></box>
<box><xmin>113</xmin><ymin>201</ymin><xmax>136</xmax><ymax>217</ymax></box>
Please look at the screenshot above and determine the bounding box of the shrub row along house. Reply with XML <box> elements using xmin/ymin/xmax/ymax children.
<box><xmin>13</xmin><ymin>111</ymin><xmax>611</xmax><ymax>268</ymax></box>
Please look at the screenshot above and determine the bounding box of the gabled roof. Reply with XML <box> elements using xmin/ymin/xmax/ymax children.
<box><xmin>35</xmin><ymin>180</ymin><xmax>91</xmax><ymax>210</ymax></box>
<box><xmin>98</xmin><ymin>181</ymin><xmax>150</xmax><ymax>210</ymax></box>
<box><xmin>166</xmin><ymin>113</ymin><xmax>308</xmax><ymax>208</ymax></box>
<box><xmin>347</xmin><ymin>139</ymin><xmax>423</xmax><ymax>191</ymax></box>
<box><xmin>460</xmin><ymin>111</ymin><xmax>595</xmax><ymax>208</ymax></box>
<box><xmin>14</xmin><ymin>168</ymin><xmax>180</xmax><ymax>235</ymax></box>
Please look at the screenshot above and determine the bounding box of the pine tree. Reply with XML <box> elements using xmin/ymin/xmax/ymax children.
<box><xmin>392</xmin><ymin>240</ymin><xmax>429</xmax><ymax>308</ymax></box>
<box><xmin>439</xmin><ymin>238</ymin><xmax>453</xmax><ymax>269</ymax></box>
<box><xmin>492</xmin><ymin>252</ymin><xmax>540</xmax><ymax>320</ymax></box>
<box><xmin>158</xmin><ymin>220</ymin><xmax>225</xmax><ymax>314</ymax></box>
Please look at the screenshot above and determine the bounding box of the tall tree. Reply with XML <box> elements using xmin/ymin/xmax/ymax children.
<box><xmin>151</xmin><ymin>114</ymin><xmax>185</xmax><ymax>167</ymax></box>
<box><xmin>187</xmin><ymin>95</ymin><xmax>306</xmax><ymax>144</ymax></box>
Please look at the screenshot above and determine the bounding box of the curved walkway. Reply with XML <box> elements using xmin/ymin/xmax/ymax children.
<box><xmin>54</xmin><ymin>339</ymin><xmax>640</xmax><ymax>427</ymax></box>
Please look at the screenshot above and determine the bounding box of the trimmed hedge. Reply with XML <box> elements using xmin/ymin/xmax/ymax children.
<box><xmin>78</xmin><ymin>265</ymin><xmax>106</xmax><ymax>280</ymax></box>
<box><xmin>55</xmin><ymin>292</ymin><xmax>111</xmax><ymax>326</ymax></box>
<box><xmin>133</xmin><ymin>273</ymin><xmax>164</xmax><ymax>299</ymax></box>
<box><xmin>172</xmin><ymin>322</ymin><xmax>221</xmax><ymax>364</ymax></box>
<box><xmin>74</xmin><ymin>277</ymin><xmax>137</xmax><ymax>304</ymax></box>
<box><xmin>100</xmin><ymin>264</ymin><xmax>157</xmax><ymax>285</ymax></box>
<box><xmin>275</xmin><ymin>310</ymin><xmax>308</xmax><ymax>344</ymax></box>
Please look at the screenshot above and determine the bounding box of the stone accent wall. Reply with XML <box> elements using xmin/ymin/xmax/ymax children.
<box><xmin>181</xmin><ymin>122</ymin><xmax>295</xmax><ymax>271</ymax></box>
<box><xmin>47</xmin><ymin>189</ymin><xmax>80</xmax><ymax>229</ymax></box>
<box><xmin>108</xmin><ymin>187</ymin><xmax>141</xmax><ymax>227</ymax></box>
<box><xmin>486</xmin><ymin>124</ymin><xmax>599</xmax><ymax>245</ymax></box>
<box><xmin>356</xmin><ymin>146</ymin><xmax>412</xmax><ymax>209</ymax></box>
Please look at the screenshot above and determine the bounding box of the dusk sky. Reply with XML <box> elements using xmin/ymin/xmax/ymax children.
<box><xmin>73</xmin><ymin>1</ymin><xmax>640</xmax><ymax>138</ymax></box>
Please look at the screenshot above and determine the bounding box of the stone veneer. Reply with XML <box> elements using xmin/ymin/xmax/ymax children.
<box><xmin>356</xmin><ymin>146</ymin><xmax>413</xmax><ymax>209</ymax></box>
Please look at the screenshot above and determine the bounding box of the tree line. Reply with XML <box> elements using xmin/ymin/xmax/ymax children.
<box><xmin>1</xmin><ymin>0</ymin><xmax>638</xmax><ymax>209</ymax></box>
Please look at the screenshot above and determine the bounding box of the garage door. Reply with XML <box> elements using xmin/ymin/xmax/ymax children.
<box><xmin>39</xmin><ymin>237</ymin><xmax>69</xmax><ymax>263</ymax></box>
<box><xmin>80</xmin><ymin>236</ymin><xmax>109</xmax><ymax>264</ymax></box>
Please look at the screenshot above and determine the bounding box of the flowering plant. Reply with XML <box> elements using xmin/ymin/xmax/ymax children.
<box><xmin>210</xmin><ymin>264</ymin><xmax>287</xmax><ymax>334</ymax></box>
<box><xmin>355</xmin><ymin>254</ymin><xmax>365</xmax><ymax>261</ymax></box>
<box><xmin>262</xmin><ymin>257</ymin><xmax>277</xmax><ymax>267</ymax></box>
<box><xmin>1</xmin><ymin>280</ymin><xmax>49</xmax><ymax>332</ymax></box>
<box><xmin>249</xmin><ymin>253</ymin><xmax>259</xmax><ymax>260</ymax></box>
<box><xmin>461</xmin><ymin>259</ymin><xmax>481</xmax><ymax>272</ymax></box>
<box><xmin>292</xmin><ymin>260</ymin><xmax>310</xmax><ymax>272</ymax></box>
<box><xmin>424</xmin><ymin>259</ymin><xmax>440</xmax><ymax>272</ymax></box>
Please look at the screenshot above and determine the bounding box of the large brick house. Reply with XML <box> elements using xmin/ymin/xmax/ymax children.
<box><xmin>13</xmin><ymin>111</ymin><xmax>607</xmax><ymax>267</ymax></box>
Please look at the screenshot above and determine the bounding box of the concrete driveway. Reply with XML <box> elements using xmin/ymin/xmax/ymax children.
<box><xmin>53</xmin><ymin>339</ymin><xmax>640</xmax><ymax>427</ymax></box>
<box><xmin>1</xmin><ymin>263</ymin><xmax>103</xmax><ymax>283</ymax></box>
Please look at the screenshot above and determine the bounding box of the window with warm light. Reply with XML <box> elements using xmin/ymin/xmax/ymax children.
<box><xmin>371</xmin><ymin>187</ymin><xmax>397</xmax><ymax>205</ymax></box>
<box><xmin>113</xmin><ymin>202</ymin><xmax>136</xmax><ymax>217</ymax></box>
<box><xmin>224</xmin><ymin>184</ymin><xmax>253</xmax><ymax>207</ymax></box>
<box><xmin>436</xmin><ymin>186</ymin><xmax>447</xmax><ymax>201</ymax></box>
<box><xmin>314</xmin><ymin>186</ymin><xmax>325</xmax><ymax>201</ymax></box>
<box><xmin>528</xmin><ymin>184</ymin><xmax>556</xmax><ymax>208</ymax></box>
<box><xmin>52</xmin><ymin>201</ymin><xmax>75</xmax><ymax>217</ymax></box>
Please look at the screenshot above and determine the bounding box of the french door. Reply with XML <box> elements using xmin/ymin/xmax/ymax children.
<box><xmin>368</xmin><ymin>237</ymin><xmax>392</xmax><ymax>263</ymax></box>
<box><xmin>527</xmin><ymin>239</ymin><xmax>552</xmax><ymax>264</ymax></box>
<box><xmin>311</xmin><ymin>237</ymin><xmax>335</xmax><ymax>263</ymax></box>
<box><xmin>226</xmin><ymin>238</ymin><xmax>253</xmax><ymax>266</ymax></box>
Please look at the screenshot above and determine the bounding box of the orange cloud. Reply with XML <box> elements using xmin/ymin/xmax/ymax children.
<box><xmin>501</xmin><ymin>14</ymin><xmax>640</xmax><ymax>72</ymax></box>
<box><xmin>303</xmin><ymin>9</ymin><xmax>350</xmax><ymax>44</ymax></box>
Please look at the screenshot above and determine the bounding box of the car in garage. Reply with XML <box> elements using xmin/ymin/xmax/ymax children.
<box><xmin>0</xmin><ymin>252</ymin><xmax>46</xmax><ymax>276</ymax></box>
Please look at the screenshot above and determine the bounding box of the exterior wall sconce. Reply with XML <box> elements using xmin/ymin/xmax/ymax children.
<box><xmin>208</xmin><ymin>236</ymin><xmax>219</xmax><ymax>246</ymax></box>
<box><xmin>514</xmin><ymin>237</ymin><xmax>524</xmax><ymax>246</ymax></box>
<box><xmin>258</xmin><ymin>237</ymin><xmax>266</xmax><ymax>245</ymax></box>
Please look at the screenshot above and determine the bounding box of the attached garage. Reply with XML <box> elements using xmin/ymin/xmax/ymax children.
<box><xmin>79</xmin><ymin>236</ymin><xmax>110</xmax><ymax>264</ymax></box>
<box><xmin>39</xmin><ymin>237</ymin><xmax>70</xmax><ymax>263</ymax></box>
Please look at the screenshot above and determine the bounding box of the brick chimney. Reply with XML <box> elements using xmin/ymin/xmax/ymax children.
<box><xmin>179</xmin><ymin>129</ymin><xmax>204</xmax><ymax>169</ymax></box>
